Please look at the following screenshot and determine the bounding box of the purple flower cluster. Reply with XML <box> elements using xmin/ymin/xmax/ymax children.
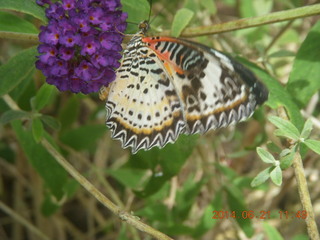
<box><xmin>36</xmin><ymin>0</ymin><xmax>127</xmax><ymax>94</ymax></box>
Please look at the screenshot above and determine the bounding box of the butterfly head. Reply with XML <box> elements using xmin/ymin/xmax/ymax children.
<box><xmin>138</xmin><ymin>20</ymin><xmax>149</xmax><ymax>35</ymax></box>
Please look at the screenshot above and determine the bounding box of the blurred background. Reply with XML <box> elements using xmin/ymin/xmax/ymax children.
<box><xmin>0</xmin><ymin>0</ymin><xmax>320</xmax><ymax>239</ymax></box>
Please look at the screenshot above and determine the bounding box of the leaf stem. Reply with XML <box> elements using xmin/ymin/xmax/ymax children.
<box><xmin>278</xmin><ymin>107</ymin><xmax>320</xmax><ymax>240</ymax></box>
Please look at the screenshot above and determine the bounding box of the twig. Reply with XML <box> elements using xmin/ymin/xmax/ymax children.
<box><xmin>1</xmin><ymin>4</ymin><xmax>320</xmax><ymax>43</ymax></box>
<box><xmin>160</xmin><ymin>4</ymin><xmax>320</xmax><ymax>37</ymax></box>
<box><xmin>40</xmin><ymin>138</ymin><xmax>173</xmax><ymax>240</ymax></box>
<box><xmin>278</xmin><ymin>107</ymin><xmax>320</xmax><ymax>240</ymax></box>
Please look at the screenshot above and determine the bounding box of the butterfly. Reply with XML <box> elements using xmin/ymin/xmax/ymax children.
<box><xmin>100</xmin><ymin>21</ymin><xmax>268</xmax><ymax>154</ymax></box>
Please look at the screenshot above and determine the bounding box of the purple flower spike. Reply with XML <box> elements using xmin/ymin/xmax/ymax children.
<box><xmin>36</xmin><ymin>0</ymin><xmax>127</xmax><ymax>94</ymax></box>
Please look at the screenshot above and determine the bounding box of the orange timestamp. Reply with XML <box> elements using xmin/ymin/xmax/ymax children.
<box><xmin>212</xmin><ymin>210</ymin><xmax>308</xmax><ymax>220</ymax></box>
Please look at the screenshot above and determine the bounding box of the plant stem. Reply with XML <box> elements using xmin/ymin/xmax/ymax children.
<box><xmin>40</xmin><ymin>138</ymin><xmax>173</xmax><ymax>240</ymax></box>
<box><xmin>293</xmin><ymin>151</ymin><xmax>320</xmax><ymax>240</ymax></box>
<box><xmin>278</xmin><ymin>107</ymin><xmax>320</xmax><ymax>240</ymax></box>
<box><xmin>168</xmin><ymin>4</ymin><xmax>320</xmax><ymax>37</ymax></box>
<box><xmin>2</xmin><ymin>5</ymin><xmax>320</xmax><ymax>42</ymax></box>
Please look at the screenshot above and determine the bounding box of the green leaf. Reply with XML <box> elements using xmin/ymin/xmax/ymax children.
<box><xmin>12</xmin><ymin>120</ymin><xmax>68</xmax><ymax>199</ymax></box>
<box><xmin>173</xmin><ymin>177</ymin><xmax>206</xmax><ymax>221</ymax></box>
<box><xmin>63</xmin><ymin>179</ymin><xmax>80</xmax><ymax>198</ymax></box>
<box><xmin>136</xmin><ymin>201</ymin><xmax>171</xmax><ymax>223</ymax></box>
<box><xmin>268</xmin><ymin>50</ymin><xmax>295</xmax><ymax>58</ymax></box>
<box><xmin>251</xmin><ymin>167</ymin><xmax>272</xmax><ymax>187</ymax></box>
<box><xmin>242</xmin><ymin>58</ymin><xmax>304</xmax><ymax>131</ymax></box>
<box><xmin>41</xmin><ymin>193</ymin><xmax>61</xmax><ymax>216</ymax></box>
<box><xmin>122</xmin><ymin>0</ymin><xmax>149</xmax><ymax>33</ymax></box>
<box><xmin>33</xmin><ymin>84</ymin><xmax>56</xmax><ymax>111</ymax></box>
<box><xmin>215</xmin><ymin>163</ymin><xmax>238</xmax><ymax>180</ymax></box>
<box><xmin>193</xmin><ymin>190</ymin><xmax>223</xmax><ymax>238</ymax></box>
<box><xmin>239</xmin><ymin>0</ymin><xmax>256</xmax><ymax>18</ymax></box>
<box><xmin>256</xmin><ymin>147</ymin><xmax>276</xmax><ymax>164</ymax></box>
<box><xmin>58</xmin><ymin>96</ymin><xmax>80</xmax><ymax>131</ymax></box>
<box><xmin>287</xmin><ymin>21</ymin><xmax>320</xmax><ymax>107</ymax></box>
<box><xmin>253</xmin><ymin>0</ymin><xmax>273</xmax><ymax>16</ymax></box>
<box><xmin>263</xmin><ymin>222</ymin><xmax>284</xmax><ymax>240</ymax></box>
<box><xmin>60</xmin><ymin>125</ymin><xmax>106</xmax><ymax>151</ymax></box>
<box><xmin>40</xmin><ymin>115</ymin><xmax>61</xmax><ymax>131</ymax></box>
<box><xmin>303</xmin><ymin>139</ymin><xmax>320</xmax><ymax>155</ymax></box>
<box><xmin>225</xmin><ymin>186</ymin><xmax>254</xmax><ymax>237</ymax></box>
<box><xmin>268</xmin><ymin>116</ymin><xmax>300</xmax><ymax>141</ymax></box>
<box><xmin>134</xmin><ymin>135</ymin><xmax>197</xmax><ymax>197</ymax></box>
<box><xmin>270</xmin><ymin>166</ymin><xmax>282</xmax><ymax>186</ymax></box>
<box><xmin>0</xmin><ymin>0</ymin><xmax>46</xmax><ymax>22</ymax></box>
<box><xmin>108</xmin><ymin>168</ymin><xmax>148</xmax><ymax>189</ymax></box>
<box><xmin>200</xmin><ymin>0</ymin><xmax>216</xmax><ymax>14</ymax></box>
<box><xmin>0</xmin><ymin>11</ymin><xmax>38</xmax><ymax>33</ymax></box>
<box><xmin>32</xmin><ymin>117</ymin><xmax>44</xmax><ymax>143</ymax></box>
<box><xmin>0</xmin><ymin>47</ymin><xmax>37</xmax><ymax>97</ymax></box>
<box><xmin>300</xmin><ymin>118</ymin><xmax>313</xmax><ymax>139</ymax></box>
<box><xmin>0</xmin><ymin>110</ymin><xmax>30</xmax><ymax>125</ymax></box>
<box><xmin>280</xmin><ymin>149</ymin><xmax>295</xmax><ymax>170</ymax></box>
<box><xmin>292</xmin><ymin>234</ymin><xmax>310</xmax><ymax>240</ymax></box>
<box><xmin>171</xmin><ymin>8</ymin><xmax>194</xmax><ymax>37</ymax></box>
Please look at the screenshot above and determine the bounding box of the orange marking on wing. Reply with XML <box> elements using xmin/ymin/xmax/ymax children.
<box><xmin>115</xmin><ymin>111</ymin><xmax>181</xmax><ymax>135</ymax></box>
<box><xmin>186</xmin><ymin>94</ymin><xmax>249</xmax><ymax>121</ymax></box>
<box><xmin>142</xmin><ymin>37</ymin><xmax>183</xmax><ymax>44</ymax></box>
<box><xmin>142</xmin><ymin>37</ymin><xmax>185</xmax><ymax>75</ymax></box>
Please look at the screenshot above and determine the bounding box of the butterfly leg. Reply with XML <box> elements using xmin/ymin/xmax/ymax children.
<box><xmin>99</xmin><ymin>86</ymin><xmax>110</xmax><ymax>100</ymax></box>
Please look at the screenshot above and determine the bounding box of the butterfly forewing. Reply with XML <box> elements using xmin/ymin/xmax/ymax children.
<box><xmin>104</xmin><ymin>34</ymin><xmax>268</xmax><ymax>153</ymax></box>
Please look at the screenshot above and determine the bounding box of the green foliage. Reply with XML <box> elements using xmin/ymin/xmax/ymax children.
<box><xmin>263</xmin><ymin>222</ymin><xmax>284</xmax><ymax>240</ymax></box>
<box><xmin>32</xmin><ymin>84</ymin><xmax>56</xmax><ymax>112</ymax></box>
<box><xmin>0</xmin><ymin>47</ymin><xmax>37</xmax><ymax>97</ymax></box>
<box><xmin>11</xmin><ymin>120</ymin><xmax>68</xmax><ymax>200</ymax></box>
<box><xmin>1</xmin><ymin>1</ymin><xmax>320</xmax><ymax>240</ymax></box>
<box><xmin>0</xmin><ymin>11</ymin><xmax>38</xmax><ymax>33</ymax></box>
<box><xmin>269</xmin><ymin>116</ymin><xmax>300</xmax><ymax>141</ymax></box>
<box><xmin>171</xmin><ymin>8</ymin><xmax>194</xmax><ymax>37</ymax></box>
<box><xmin>0</xmin><ymin>0</ymin><xmax>46</xmax><ymax>22</ymax></box>
<box><xmin>122</xmin><ymin>0</ymin><xmax>150</xmax><ymax>32</ymax></box>
<box><xmin>287</xmin><ymin>21</ymin><xmax>320</xmax><ymax>107</ymax></box>
<box><xmin>253</xmin><ymin>115</ymin><xmax>320</xmax><ymax>187</ymax></box>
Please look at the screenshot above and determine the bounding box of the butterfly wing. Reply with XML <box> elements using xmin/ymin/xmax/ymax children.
<box><xmin>143</xmin><ymin>36</ymin><xmax>268</xmax><ymax>135</ymax></box>
<box><xmin>104</xmin><ymin>35</ymin><xmax>268</xmax><ymax>153</ymax></box>
<box><xmin>104</xmin><ymin>37</ymin><xmax>186</xmax><ymax>153</ymax></box>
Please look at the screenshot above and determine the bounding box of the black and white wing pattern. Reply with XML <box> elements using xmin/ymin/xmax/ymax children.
<box><xmin>100</xmin><ymin>33</ymin><xmax>268</xmax><ymax>153</ymax></box>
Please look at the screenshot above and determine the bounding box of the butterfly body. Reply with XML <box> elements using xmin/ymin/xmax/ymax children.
<box><xmin>101</xmin><ymin>26</ymin><xmax>268</xmax><ymax>153</ymax></box>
